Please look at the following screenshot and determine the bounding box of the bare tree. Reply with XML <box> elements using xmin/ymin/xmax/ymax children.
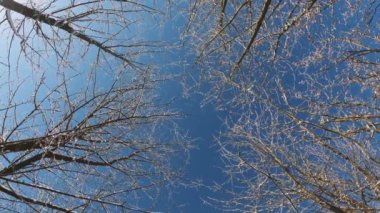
<box><xmin>0</xmin><ymin>0</ymin><xmax>187</xmax><ymax>212</ymax></box>
<box><xmin>185</xmin><ymin>0</ymin><xmax>380</xmax><ymax>212</ymax></box>
<box><xmin>0</xmin><ymin>0</ymin><xmax>169</xmax><ymax>69</ymax></box>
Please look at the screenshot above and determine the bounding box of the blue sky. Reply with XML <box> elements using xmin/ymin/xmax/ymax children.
<box><xmin>140</xmin><ymin>10</ymin><xmax>233</xmax><ymax>211</ymax></box>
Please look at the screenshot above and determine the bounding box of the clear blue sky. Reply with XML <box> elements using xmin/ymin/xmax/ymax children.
<box><xmin>139</xmin><ymin>9</ymin><xmax>233</xmax><ymax>212</ymax></box>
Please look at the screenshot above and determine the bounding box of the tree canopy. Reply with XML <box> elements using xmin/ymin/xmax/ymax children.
<box><xmin>185</xmin><ymin>0</ymin><xmax>380</xmax><ymax>212</ymax></box>
<box><xmin>0</xmin><ymin>0</ymin><xmax>185</xmax><ymax>211</ymax></box>
<box><xmin>0</xmin><ymin>0</ymin><xmax>379</xmax><ymax>212</ymax></box>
